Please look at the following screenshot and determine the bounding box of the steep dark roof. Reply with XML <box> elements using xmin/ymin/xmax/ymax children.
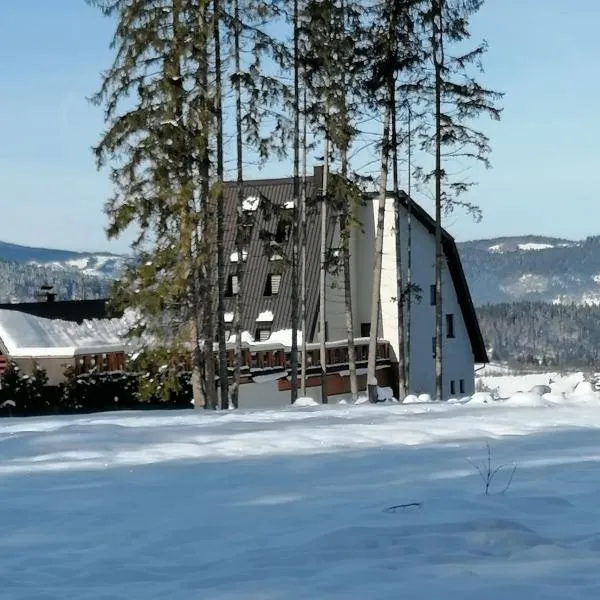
<box><xmin>0</xmin><ymin>299</ymin><xmax>121</xmax><ymax>323</ymax></box>
<box><xmin>221</xmin><ymin>172</ymin><xmax>329</xmax><ymax>337</ymax></box>
<box><xmin>397</xmin><ymin>192</ymin><xmax>488</xmax><ymax>363</ymax></box>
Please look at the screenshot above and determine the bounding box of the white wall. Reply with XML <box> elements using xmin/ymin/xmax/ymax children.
<box><xmin>351</xmin><ymin>197</ymin><xmax>476</xmax><ymax>399</ymax></box>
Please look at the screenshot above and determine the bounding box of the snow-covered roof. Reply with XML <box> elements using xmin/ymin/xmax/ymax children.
<box><xmin>0</xmin><ymin>309</ymin><xmax>130</xmax><ymax>358</ymax></box>
<box><xmin>242</xmin><ymin>195</ymin><xmax>260</xmax><ymax>211</ymax></box>
<box><xmin>230</xmin><ymin>249</ymin><xmax>248</xmax><ymax>262</ymax></box>
<box><xmin>256</xmin><ymin>310</ymin><xmax>274</xmax><ymax>322</ymax></box>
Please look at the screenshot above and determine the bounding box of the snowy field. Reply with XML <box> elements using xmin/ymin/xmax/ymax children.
<box><xmin>3</xmin><ymin>387</ymin><xmax>600</xmax><ymax>598</ymax></box>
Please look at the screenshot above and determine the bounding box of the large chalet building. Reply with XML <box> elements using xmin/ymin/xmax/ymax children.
<box><xmin>219</xmin><ymin>166</ymin><xmax>487</xmax><ymax>403</ymax></box>
<box><xmin>0</xmin><ymin>166</ymin><xmax>487</xmax><ymax>406</ymax></box>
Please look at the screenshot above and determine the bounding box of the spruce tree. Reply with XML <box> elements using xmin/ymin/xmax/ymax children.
<box><xmin>89</xmin><ymin>0</ymin><xmax>230</xmax><ymax>409</ymax></box>
<box><xmin>419</xmin><ymin>0</ymin><xmax>502</xmax><ymax>399</ymax></box>
<box><xmin>301</xmin><ymin>0</ymin><xmax>365</xmax><ymax>402</ymax></box>
<box><xmin>213</xmin><ymin>0</ymin><xmax>230</xmax><ymax>409</ymax></box>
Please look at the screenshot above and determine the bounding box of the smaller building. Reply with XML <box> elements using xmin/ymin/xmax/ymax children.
<box><xmin>0</xmin><ymin>302</ymin><xmax>128</xmax><ymax>384</ymax></box>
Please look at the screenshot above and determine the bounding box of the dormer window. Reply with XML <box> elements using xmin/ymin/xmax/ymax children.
<box><xmin>264</xmin><ymin>274</ymin><xmax>282</xmax><ymax>296</ymax></box>
<box><xmin>226</xmin><ymin>275</ymin><xmax>239</xmax><ymax>296</ymax></box>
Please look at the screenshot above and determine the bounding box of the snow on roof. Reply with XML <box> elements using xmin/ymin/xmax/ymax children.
<box><xmin>242</xmin><ymin>195</ymin><xmax>260</xmax><ymax>211</ymax></box>
<box><xmin>256</xmin><ymin>310</ymin><xmax>274</xmax><ymax>322</ymax></box>
<box><xmin>0</xmin><ymin>309</ymin><xmax>131</xmax><ymax>358</ymax></box>
<box><xmin>230</xmin><ymin>249</ymin><xmax>248</xmax><ymax>262</ymax></box>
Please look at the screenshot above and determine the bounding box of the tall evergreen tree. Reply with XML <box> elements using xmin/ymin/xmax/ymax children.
<box><xmin>89</xmin><ymin>0</ymin><xmax>213</xmax><ymax>408</ymax></box>
<box><xmin>419</xmin><ymin>0</ymin><xmax>502</xmax><ymax>399</ymax></box>
<box><xmin>301</xmin><ymin>0</ymin><xmax>365</xmax><ymax>402</ymax></box>
<box><xmin>214</xmin><ymin>0</ymin><xmax>230</xmax><ymax>410</ymax></box>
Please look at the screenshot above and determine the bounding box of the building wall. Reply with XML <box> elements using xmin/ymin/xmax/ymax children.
<box><xmin>234</xmin><ymin>366</ymin><xmax>395</xmax><ymax>409</ymax></box>
<box><xmin>13</xmin><ymin>357</ymin><xmax>75</xmax><ymax>385</ymax></box>
<box><xmin>349</xmin><ymin>197</ymin><xmax>475</xmax><ymax>399</ymax></box>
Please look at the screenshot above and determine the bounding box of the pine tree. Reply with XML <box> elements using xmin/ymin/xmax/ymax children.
<box><xmin>419</xmin><ymin>0</ymin><xmax>502</xmax><ymax>399</ymax></box>
<box><xmin>213</xmin><ymin>0</ymin><xmax>230</xmax><ymax>409</ymax></box>
<box><xmin>89</xmin><ymin>0</ymin><xmax>216</xmax><ymax>409</ymax></box>
<box><xmin>227</xmin><ymin>0</ymin><xmax>290</xmax><ymax>408</ymax></box>
<box><xmin>290</xmin><ymin>0</ymin><xmax>301</xmax><ymax>404</ymax></box>
<box><xmin>301</xmin><ymin>0</ymin><xmax>365</xmax><ymax>403</ymax></box>
<box><xmin>230</xmin><ymin>0</ymin><xmax>245</xmax><ymax>410</ymax></box>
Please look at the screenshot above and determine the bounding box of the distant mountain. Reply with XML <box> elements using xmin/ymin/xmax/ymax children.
<box><xmin>0</xmin><ymin>240</ymin><xmax>128</xmax><ymax>303</ymax></box>
<box><xmin>457</xmin><ymin>235</ymin><xmax>600</xmax><ymax>306</ymax></box>
<box><xmin>0</xmin><ymin>240</ymin><xmax>127</xmax><ymax>279</ymax></box>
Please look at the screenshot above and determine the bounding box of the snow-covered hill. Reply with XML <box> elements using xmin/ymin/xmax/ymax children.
<box><xmin>0</xmin><ymin>239</ymin><xmax>127</xmax><ymax>279</ymax></box>
<box><xmin>3</xmin><ymin>391</ymin><xmax>600</xmax><ymax>598</ymax></box>
<box><xmin>458</xmin><ymin>235</ymin><xmax>600</xmax><ymax>305</ymax></box>
<box><xmin>27</xmin><ymin>254</ymin><xmax>128</xmax><ymax>279</ymax></box>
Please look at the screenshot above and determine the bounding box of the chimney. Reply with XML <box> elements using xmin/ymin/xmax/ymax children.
<box><xmin>38</xmin><ymin>284</ymin><xmax>56</xmax><ymax>303</ymax></box>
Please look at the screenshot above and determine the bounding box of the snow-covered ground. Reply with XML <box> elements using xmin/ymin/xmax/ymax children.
<box><xmin>3</xmin><ymin>392</ymin><xmax>600</xmax><ymax>598</ymax></box>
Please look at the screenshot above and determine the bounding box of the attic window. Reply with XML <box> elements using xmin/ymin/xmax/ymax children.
<box><xmin>242</xmin><ymin>195</ymin><xmax>260</xmax><ymax>212</ymax></box>
<box><xmin>226</xmin><ymin>274</ymin><xmax>239</xmax><ymax>296</ymax></box>
<box><xmin>255</xmin><ymin>327</ymin><xmax>271</xmax><ymax>342</ymax></box>
<box><xmin>264</xmin><ymin>274</ymin><xmax>282</xmax><ymax>296</ymax></box>
<box><xmin>230</xmin><ymin>249</ymin><xmax>248</xmax><ymax>262</ymax></box>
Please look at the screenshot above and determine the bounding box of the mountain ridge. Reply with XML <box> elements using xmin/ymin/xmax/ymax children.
<box><xmin>1</xmin><ymin>234</ymin><xmax>599</xmax><ymax>306</ymax></box>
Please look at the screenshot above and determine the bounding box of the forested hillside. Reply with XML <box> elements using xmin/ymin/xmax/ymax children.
<box><xmin>458</xmin><ymin>235</ymin><xmax>600</xmax><ymax>305</ymax></box>
<box><xmin>0</xmin><ymin>261</ymin><xmax>111</xmax><ymax>303</ymax></box>
<box><xmin>476</xmin><ymin>302</ymin><xmax>600</xmax><ymax>367</ymax></box>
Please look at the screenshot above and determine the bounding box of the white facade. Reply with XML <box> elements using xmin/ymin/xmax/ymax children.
<box><xmin>321</xmin><ymin>197</ymin><xmax>478</xmax><ymax>400</ymax></box>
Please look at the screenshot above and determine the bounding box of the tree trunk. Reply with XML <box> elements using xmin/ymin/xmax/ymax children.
<box><xmin>389</xmin><ymin>83</ymin><xmax>406</xmax><ymax>400</ymax></box>
<box><xmin>405</xmin><ymin>102</ymin><xmax>413</xmax><ymax>394</ymax></box>
<box><xmin>340</xmin><ymin>151</ymin><xmax>357</xmax><ymax>403</ymax></box>
<box><xmin>290</xmin><ymin>0</ymin><xmax>300</xmax><ymax>404</ymax></box>
<box><xmin>191</xmin><ymin>316</ymin><xmax>206</xmax><ymax>408</ymax></box>
<box><xmin>197</xmin><ymin>1</ymin><xmax>216</xmax><ymax>410</ymax></box>
<box><xmin>300</xmin><ymin>87</ymin><xmax>308</xmax><ymax>398</ymax></box>
<box><xmin>338</xmin><ymin>0</ymin><xmax>357</xmax><ymax>403</ymax></box>
<box><xmin>391</xmin><ymin>81</ymin><xmax>406</xmax><ymax>401</ymax></box>
<box><xmin>367</xmin><ymin>107</ymin><xmax>391</xmax><ymax>404</ymax></box>
<box><xmin>319</xmin><ymin>138</ymin><xmax>329</xmax><ymax>404</ymax></box>
<box><xmin>231</xmin><ymin>0</ymin><xmax>244</xmax><ymax>410</ymax></box>
<box><xmin>214</xmin><ymin>0</ymin><xmax>229</xmax><ymax>409</ymax></box>
<box><xmin>433</xmin><ymin>0</ymin><xmax>444</xmax><ymax>401</ymax></box>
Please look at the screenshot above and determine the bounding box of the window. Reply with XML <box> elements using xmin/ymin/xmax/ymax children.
<box><xmin>360</xmin><ymin>323</ymin><xmax>371</xmax><ymax>337</ymax></box>
<box><xmin>450</xmin><ymin>380</ymin><xmax>456</xmax><ymax>396</ymax></box>
<box><xmin>446</xmin><ymin>313</ymin><xmax>455</xmax><ymax>338</ymax></box>
<box><xmin>224</xmin><ymin>329</ymin><xmax>231</xmax><ymax>341</ymax></box>
<box><xmin>275</xmin><ymin>221</ymin><xmax>291</xmax><ymax>244</ymax></box>
<box><xmin>459</xmin><ymin>379</ymin><xmax>465</xmax><ymax>394</ymax></box>
<box><xmin>430</xmin><ymin>284</ymin><xmax>436</xmax><ymax>306</ymax></box>
<box><xmin>255</xmin><ymin>327</ymin><xmax>271</xmax><ymax>342</ymax></box>
<box><xmin>318</xmin><ymin>321</ymin><xmax>329</xmax><ymax>342</ymax></box>
<box><xmin>432</xmin><ymin>336</ymin><xmax>436</xmax><ymax>358</ymax></box>
<box><xmin>226</xmin><ymin>274</ymin><xmax>239</xmax><ymax>296</ymax></box>
<box><xmin>264</xmin><ymin>273</ymin><xmax>282</xmax><ymax>296</ymax></box>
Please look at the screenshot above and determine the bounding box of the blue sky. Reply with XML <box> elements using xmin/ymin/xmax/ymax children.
<box><xmin>0</xmin><ymin>0</ymin><xmax>598</xmax><ymax>253</ymax></box>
